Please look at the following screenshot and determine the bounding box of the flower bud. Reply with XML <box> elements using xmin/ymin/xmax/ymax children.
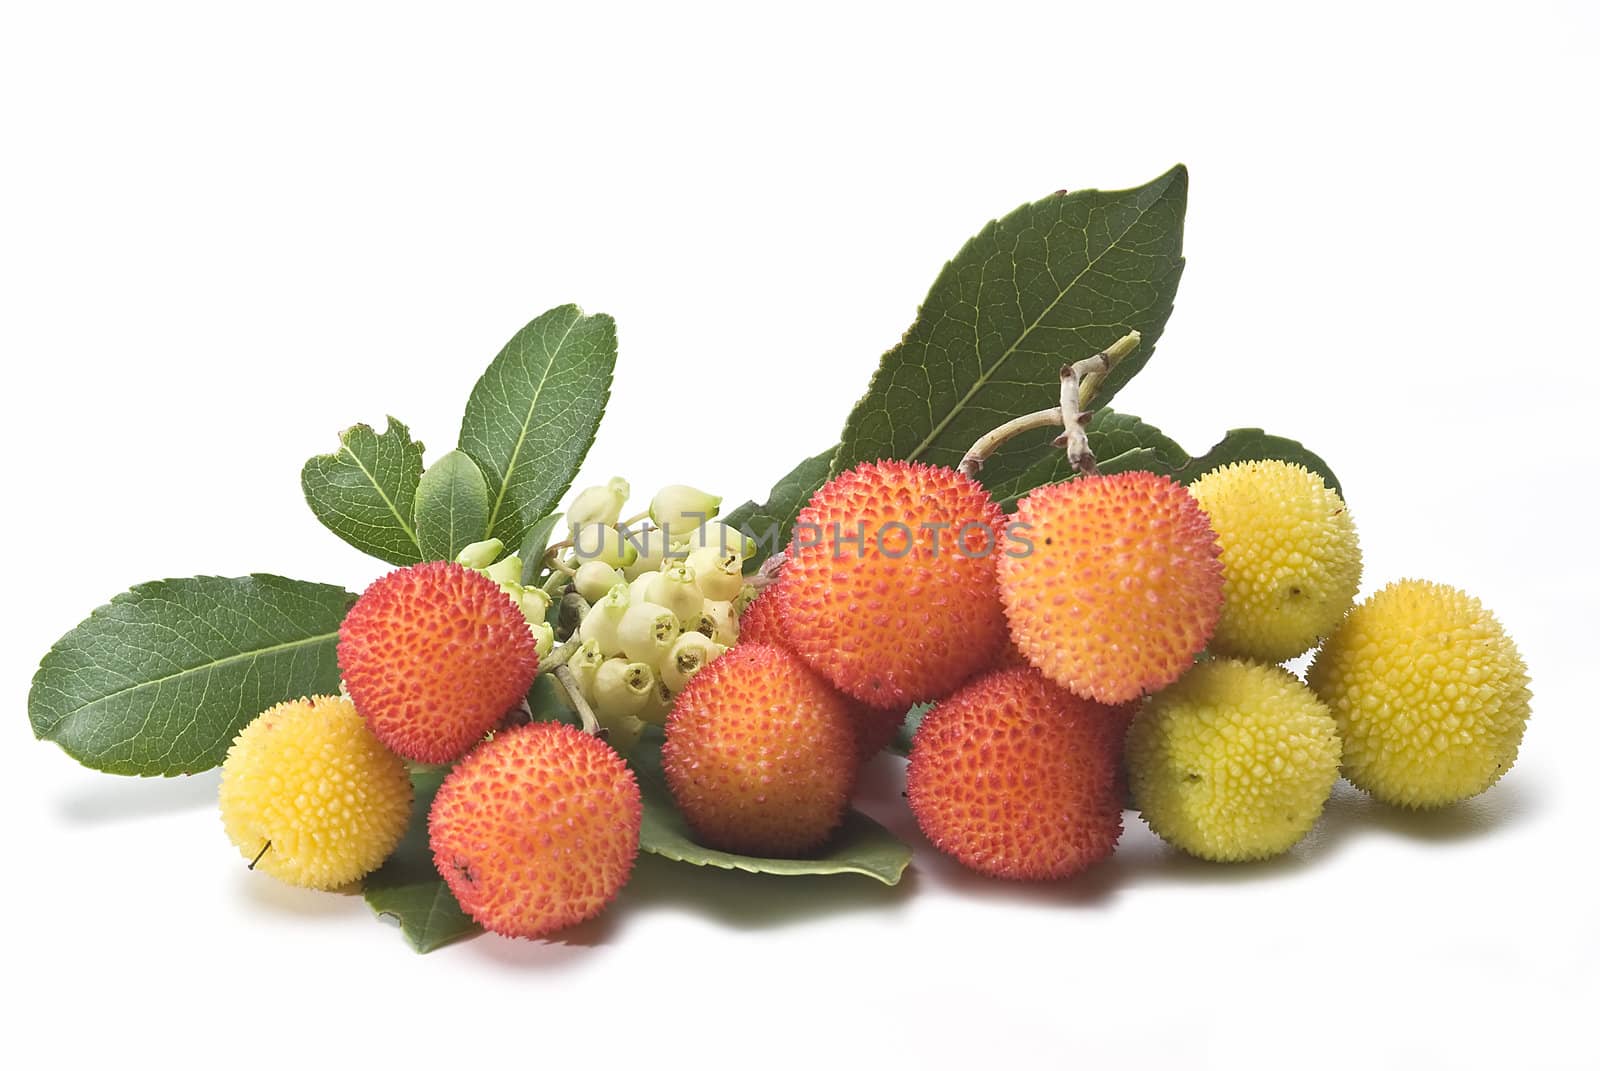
<box><xmin>577</xmin><ymin>582</ymin><xmax>631</xmax><ymax>657</ymax></box>
<box><xmin>593</xmin><ymin>658</ymin><xmax>655</xmax><ymax>718</ymax></box>
<box><xmin>620</xmin><ymin>526</ymin><xmax>673</xmax><ymax>580</ymax></box>
<box><xmin>483</xmin><ymin>554</ymin><xmax>524</xmax><ymax>588</ymax></box>
<box><xmin>617</xmin><ymin>601</ymin><xmax>681</xmax><ymax>665</ymax></box>
<box><xmin>649</xmin><ymin>484</ymin><xmax>722</xmax><ymax>539</ymax></box>
<box><xmin>527</xmin><ymin>620</ymin><xmax>556</xmax><ymax>660</ymax></box>
<box><xmin>733</xmin><ymin>583</ymin><xmax>760</xmax><ymax>615</ymax></box>
<box><xmin>682</xmin><ymin>598</ymin><xmax>739</xmax><ymax>646</ymax></box>
<box><xmin>636</xmin><ymin>676</ymin><xmax>677</xmax><ymax>727</ymax></box>
<box><xmin>553</xmin><ymin>640</ymin><xmax>605</xmax><ymax>710</ymax></box>
<box><xmin>681</xmin><ymin>521</ymin><xmax>757</xmax><ymax>561</ymax></box>
<box><xmin>646</xmin><ymin>564</ymin><xmax>705</xmax><ymax>630</ymax></box>
<box><xmin>705</xmin><ymin>600</ymin><xmax>740</xmax><ymax>646</ymax></box>
<box><xmin>628</xmin><ymin>570</ymin><xmax>659</xmax><ymax>604</ymax></box>
<box><xmin>661</xmin><ymin>631</ymin><xmax>726</xmax><ymax>693</ymax></box>
<box><xmin>596</xmin><ymin>708</ymin><xmax>648</xmax><ymax>753</ymax></box>
<box><xmin>686</xmin><ymin>545</ymin><xmax>744</xmax><ymax>601</ymax></box>
<box><xmin>573</xmin><ymin>560</ymin><xmax>624</xmax><ymax>604</ymax></box>
<box><xmin>571</xmin><ymin>524</ymin><xmax>639</xmax><ymax>569</ymax></box>
<box><xmin>566</xmin><ymin>477</ymin><xmax>631</xmax><ymax>530</ymax></box>
<box><xmin>518</xmin><ymin>588</ymin><xmax>552</xmax><ymax>627</ymax></box>
<box><xmin>455</xmin><ymin>538</ymin><xmax>505</xmax><ymax>571</ymax></box>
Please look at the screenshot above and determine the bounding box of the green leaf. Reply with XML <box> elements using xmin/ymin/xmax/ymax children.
<box><xmin>891</xmin><ymin>703</ymin><xmax>933</xmax><ymax>757</ymax></box>
<box><xmin>517</xmin><ymin>512</ymin><xmax>565</xmax><ymax>586</ymax></box>
<box><xmin>990</xmin><ymin>409</ymin><xmax>1343</xmax><ymax>510</ymax></box>
<box><xmin>413</xmin><ymin>449</ymin><xmax>490</xmax><ymax>561</ymax></box>
<box><xmin>724</xmin><ymin>446</ymin><xmax>836</xmax><ymax>570</ymax></box>
<box><xmin>301</xmin><ymin>418</ymin><xmax>426</xmax><ymax>566</ymax></box>
<box><xmin>1182</xmin><ymin>428</ymin><xmax>1345</xmax><ymax>498</ymax></box>
<box><xmin>833</xmin><ymin>166</ymin><xmax>1188</xmax><ymax>495</ymax></box>
<box><xmin>630</xmin><ymin>735</ymin><xmax>911</xmax><ymax>884</ymax></box>
<box><xmin>364</xmin><ymin>766</ymin><xmax>480</xmax><ymax>953</ymax></box>
<box><xmin>459</xmin><ymin>305</ymin><xmax>616</xmax><ymax>551</ymax></box>
<box><xmin>29</xmin><ymin>575</ymin><xmax>356</xmax><ymax>776</ymax></box>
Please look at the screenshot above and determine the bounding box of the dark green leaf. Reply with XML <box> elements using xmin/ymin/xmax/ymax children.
<box><xmin>364</xmin><ymin>766</ymin><xmax>480</xmax><ymax>953</ymax></box>
<box><xmin>301</xmin><ymin>418</ymin><xmax>426</xmax><ymax>565</ymax></box>
<box><xmin>985</xmin><ymin>409</ymin><xmax>1185</xmax><ymax>506</ymax></box>
<box><xmin>525</xmin><ymin>674</ymin><xmax>577</xmax><ymax>723</ymax></box>
<box><xmin>724</xmin><ymin>446</ymin><xmax>836</xmax><ymax>570</ymax></box>
<box><xmin>630</xmin><ymin>735</ymin><xmax>911</xmax><ymax>884</ymax></box>
<box><xmin>29</xmin><ymin>575</ymin><xmax>355</xmax><ymax>776</ymax></box>
<box><xmin>990</xmin><ymin>409</ymin><xmax>1343</xmax><ymax>510</ymax></box>
<box><xmin>414</xmin><ymin>449</ymin><xmax>490</xmax><ymax>561</ymax></box>
<box><xmin>459</xmin><ymin>305</ymin><xmax>616</xmax><ymax>551</ymax></box>
<box><xmin>517</xmin><ymin>512</ymin><xmax>565</xmax><ymax>586</ymax></box>
<box><xmin>833</xmin><ymin>166</ymin><xmax>1188</xmax><ymax>495</ymax></box>
<box><xmin>1182</xmin><ymin>428</ymin><xmax>1344</xmax><ymax>498</ymax></box>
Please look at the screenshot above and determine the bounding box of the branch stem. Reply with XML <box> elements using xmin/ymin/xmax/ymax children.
<box><xmin>957</xmin><ymin>331</ymin><xmax>1140</xmax><ymax>480</ymax></box>
<box><xmin>553</xmin><ymin>664</ymin><xmax>602</xmax><ymax>736</ymax></box>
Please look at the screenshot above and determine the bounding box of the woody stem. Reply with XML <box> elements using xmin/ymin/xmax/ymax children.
<box><xmin>957</xmin><ymin>331</ymin><xmax>1141</xmax><ymax>480</ymax></box>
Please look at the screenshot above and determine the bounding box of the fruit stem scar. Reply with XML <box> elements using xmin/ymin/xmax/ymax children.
<box><xmin>958</xmin><ymin>331</ymin><xmax>1141</xmax><ymax>480</ymax></box>
<box><xmin>747</xmin><ymin>550</ymin><xmax>787</xmax><ymax>591</ymax></box>
<box><xmin>248</xmin><ymin>840</ymin><xmax>272</xmax><ymax>870</ymax></box>
<box><xmin>553</xmin><ymin>664</ymin><xmax>603</xmax><ymax>736</ymax></box>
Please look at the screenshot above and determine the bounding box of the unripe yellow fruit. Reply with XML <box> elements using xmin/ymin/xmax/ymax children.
<box><xmin>1189</xmin><ymin>460</ymin><xmax>1361</xmax><ymax>662</ymax></box>
<box><xmin>1127</xmin><ymin>659</ymin><xmax>1341</xmax><ymax>861</ymax></box>
<box><xmin>219</xmin><ymin>695</ymin><xmax>412</xmax><ymax>889</ymax></box>
<box><xmin>1307</xmin><ymin>579</ymin><xmax>1530</xmax><ymax>809</ymax></box>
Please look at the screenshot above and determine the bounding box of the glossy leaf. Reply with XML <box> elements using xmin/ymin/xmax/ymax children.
<box><xmin>414</xmin><ymin>449</ymin><xmax>490</xmax><ymax>561</ymax></box>
<box><xmin>724</xmin><ymin>446</ymin><xmax>835</xmax><ymax>570</ymax></box>
<box><xmin>834</xmin><ymin>166</ymin><xmax>1187</xmax><ymax>498</ymax></box>
<box><xmin>29</xmin><ymin>575</ymin><xmax>355</xmax><ymax>775</ymax></box>
<box><xmin>459</xmin><ymin>305</ymin><xmax>615</xmax><ymax>551</ymax></box>
<box><xmin>990</xmin><ymin>409</ymin><xmax>1343</xmax><ymax>509</ymax></box>
<box><xmin>363</xmin><ymin>765</ymin><xmax>480</xmax><ymax>953</ymax></box>
<box><xmin>301</xmin><ymin>417</ymin><xmax>426</xmax><ymax>565</ymax></box>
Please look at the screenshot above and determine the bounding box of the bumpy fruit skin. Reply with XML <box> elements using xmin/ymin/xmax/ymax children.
<box><xmin>1189</xmin><ymin>460</ymin><xmax>1362</xmax><ymax>662</ymax></box>
<box><xmin>662</xmin><ymin>644</ymin><xmax>856</xmax><ymax>855</ymax></box>
<box><xmin>781</xmin><ymin>460</ymin><xmax>1007</xmax><ymax>709</ymax></box>
<box><xmin>1127</xmin><ymin>659</ymin><xmax>1341</xmax><ymax>861</ymax></box>
<box><xmin>738</xmin><ymin>584</ymin><xmax>905</xmax><ymax>763</ymax></box>
<box><xmin>428</xmin><ymin>722</ymin><xmax>642</xmax><ymax>939</ymax></box>
<box><xmin>907</xmin><ymin>668</ymin><xmax>1124</xmax><ymax>880</ymax></box>
<box><xmin>999</xmin><ymin>471</ymin><xmax>1224</xmax><ymax>704</ymax></box>
<box><xmin>219</xmin><ymin>695</ymin><xmax>411</xmax><ymax>889</ymax></box>
<box><xmin>339</xmin><ymin>560</ymin><xmax>541</xmax><ymax>763</ymax></box>
<box><xmin>1307</xmin><ymin>579</ymin><xmax>1530</xmax><ymax>808</ymax></box>
<box><xmin>735</xmin><ymin>584</ymin><xmax>788</xmax><ymax>647</ymax></box>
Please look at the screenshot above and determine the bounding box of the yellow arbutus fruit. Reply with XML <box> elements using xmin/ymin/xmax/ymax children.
<box><xmin>1308</xmin><ymin>579</ymin><xmax>1530</xmax><ymax>809</ymax></box>
<box><xmin>219</xmin><ymin>695</ymin><xmax>412</xmax><ymax>890</ymax></box>
<box><xmin>1189</xmin><ymin>459</ymin><xmax>1361</xmax><ymax>662</ymax></box>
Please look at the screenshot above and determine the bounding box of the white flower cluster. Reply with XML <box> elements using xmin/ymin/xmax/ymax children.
<box><xmin>555</xmin><ymin>479</ymin><xmax>758</xmax><ymax>747</ymax></box>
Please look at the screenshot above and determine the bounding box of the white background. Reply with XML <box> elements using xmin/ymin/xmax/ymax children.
<box><xmin>3</xmin><ymin>3</ymin><xmax>1595</xmax><ymax>1068</ymax></box>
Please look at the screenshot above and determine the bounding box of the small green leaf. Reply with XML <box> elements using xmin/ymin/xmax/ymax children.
<box><xmin>459</xmin><ymin>305</ymin><xmax>616</xmax><ymax>551</ymax></box>
<box><xmin>990</xmin><ymin>409</ymin><xmax>1343</xmax><ymax>510</ymax></box>
<box><xmin>301</xmin><ymin>417</ymin><xmax>426</xmax><ymax>565</ymax></box>
<box><xmin>414</xmin><ymin>450</ymin><xmax>490</xmax><ymax>562</ymax></box>
<box><xmin>891</xmin><ymin>703</ymin><xmax>933</xmax><ymax>757</ymax></box>
<box><xmin>833</xmin><ymin>166</ymin><xmax>1187</xmax><ymax>492</ymax></box>
<box><xmin>517</xmin><ymin>513</ymin><xmax>565</xmax><ymax>586</ymax></box>
<box><xmin>630</xmin><ymin>736</ymin><xmax>911</xmax><ymax>884</ymax></box>
<box><xmin>364</xmin><ymin>766</ymin><xmax>480</xmax><ymax>953</ymax></box>
<box><xmin>29</xmin><ymin>575</ymin><xmax>355</xmax><ymax>776</ymax></box>
<box><xmin>724</xmin><ymin>446</ymin><xmax>836</xmax><ymax>570</ymax></box>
